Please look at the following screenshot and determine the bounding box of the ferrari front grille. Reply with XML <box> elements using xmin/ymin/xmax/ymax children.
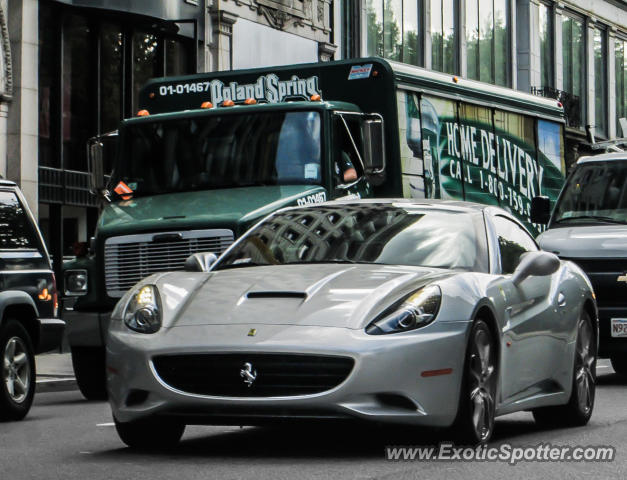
<box><xmin>152</xmin><ymin>353</ymin><xmax>355</xmax><ymax>397</ymax></box>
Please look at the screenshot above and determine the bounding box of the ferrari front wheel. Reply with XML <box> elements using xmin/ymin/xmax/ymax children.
<box><xmin>533</xmin><ymin>310</ymin><xmax>596</xmax><ymax>427</ymax></box>
<box><xmin>452</xmin><ymin>319</ymin><xmax>497</xmax><ymax>445</ymax></box>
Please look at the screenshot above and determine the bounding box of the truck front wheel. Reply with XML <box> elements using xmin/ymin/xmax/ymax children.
<box><xmin>71</xmin><ymin>346</ymin><xmax>107</xmax><ymax>400</ymax></box>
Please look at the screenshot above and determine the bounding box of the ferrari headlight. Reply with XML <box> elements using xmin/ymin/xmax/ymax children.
<box><xmin>123</xmin><ymin>285</ymin><xmax>162</xmax><ymax>334</ymax></box>
<box><xmin>365</xmin><ymin>285</ymin><xmax>441</xmax><ymax>335</ymax></box>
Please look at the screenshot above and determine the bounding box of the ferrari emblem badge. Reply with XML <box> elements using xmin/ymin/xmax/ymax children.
<box><xmin>240</xmin><ymin>362</ymin><xmax>257</xmax><ymax>387</ymax></box>
<box><xmin>618</xmin><ymin>274</ymin><xmax>627</xmax><ymax>284</ymax></box>
<box><xmin>247</xmin><ymin>328</ymin><xmax>257</xmax><ymax>337</ymax></box>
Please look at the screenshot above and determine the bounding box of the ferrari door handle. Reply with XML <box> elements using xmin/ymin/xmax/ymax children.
<box><xmin>557</xmin><ymin>292</ymin><xmax>566</xmax><ymax>308</ymax></box>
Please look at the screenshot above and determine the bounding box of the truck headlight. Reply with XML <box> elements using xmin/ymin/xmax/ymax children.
<box><xmin>64</xmin><ymin>269</ymin><xmax>88</xmax><ymax>296</ymax></box>
<box><xmin>366</xmin><ymin>285</ymin><xmax>441</xmax><ymax>335</ymax></box>
<box><xmin>123</xmin><ymin>285</ymin><xmax>162</xmax><ymax>334</ymax></box>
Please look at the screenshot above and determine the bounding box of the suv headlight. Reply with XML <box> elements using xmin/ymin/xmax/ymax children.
<box><xmin>64</xmin><ymin>269</ymin><xmax>88</xmax><ymax>296</ymax></box>
<box><xmin>123</xmin><ymin>285</ymin><xmax>162</xmax><ymax>334</ymax></box>
<box><xmin>366</xmin><ymin>285</ymin><xmax>441</xmax><ymax>335</ymax></box>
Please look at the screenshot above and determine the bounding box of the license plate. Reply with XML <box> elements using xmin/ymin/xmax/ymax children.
<box><xmin>611</xmin><ymin>318</ymin><xmax>627</xmax><ymax>337</ymax></box>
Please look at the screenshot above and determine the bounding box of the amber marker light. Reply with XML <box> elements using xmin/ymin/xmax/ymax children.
<box><xmin>244</xmin><ymin>98</ymin><xmax>257</xmax><ymax>105</ymax></box>
<box><xmin>137</xmin><ymin>109</ymin><xmax>150</xmax><ymax>116</ymax></box>
<box><xmin>421</xmin><ymin>368</ymin><xmax>453</xmax><ymax>377</ymax></box>
<box><xmin>38</xmin><ymin>288</ymin><xmax>52</xmax><ymax>301</ymax></box>
<box><xmin>222</xmin><ymin>99</ymin><xmax>235</xmax><ymax>107</ymax></box>
<box><xmin>200</xmin><ymin>101</ymin><xmax>213</xmax><ymax>109</ymax></box>
<box><xmin>149</xmin><ymin>92</ymin><xmax>155</xmax><ymax>99</ymax></box>
<box><xmin>310</xmin><ymin>94</ymin><xmax>322</xmax><ymax>102</ymax></box>
<box><xmin>452</xmin><ymin>76</ymin><xmax>460</xmax><ymax>83</ymax></box>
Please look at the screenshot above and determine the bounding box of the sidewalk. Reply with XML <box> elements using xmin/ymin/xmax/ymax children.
<box><xmin>36</xmin><ymin>352</ymin><xmax>77</xmax><ymax>393</ymax></box>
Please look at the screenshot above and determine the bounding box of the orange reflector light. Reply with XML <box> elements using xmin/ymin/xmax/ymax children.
<box><xmin>222</xmin><ymin>99</ymin><xmax>235</xmax><ymax>107</ymax></box>
<box><xmin>244</xmin><ymin>98</ymin><xmax>257</xmax><ymax>105</ymax></box>
<box><xmin>372</xmin><ymin>70</ymin><xmax>379</xmax><ymax>77</ymax></box>
<box><xmin>310</xmin><ymin>94</ymin><xmax>322</xmax><ymax>102</ymax></box>
<box><xmin>452</xmin><ymin>76</ymin><xmax>459</xmax><ymax>83</ymax></box>
<box><xmin>421</xmin><ymin>368</ymin><xmax>453</xmax><ymax>377</ymax></box>
<box><xmin>149</xmin><ymin>92</ymin><xmax>155</xmax><ymax>99</ymax></box>
<box><xmin>557</xmin><ymin>101</ymin><xmax>563</xmax><ymax>108</ymax></box>
<box><xmin>137</xmin><ymin>109</ymin><xmax>150</xmax><ymax>116</ymax></box>
<box><xmin>38</xmin><ymin>288</ymin><xmax>52</xmax><ymax>301</ymax></box>
<box><xmin>200</xmin><ymin>101</ymin><xmax>213</xmax><ymax>109</ymax></box>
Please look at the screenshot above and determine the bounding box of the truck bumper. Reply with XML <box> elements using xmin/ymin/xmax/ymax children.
<box><xmin>36</xmin><ymin>318</ymin><xmax>66</xmax><ymax>354</ymax></box>
<box><xmin>64</xmin><ymin>309</ymin><xmax>112</xmax><ymax>348</ymax></box>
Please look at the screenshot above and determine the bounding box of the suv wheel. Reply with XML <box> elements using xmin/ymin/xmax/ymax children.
<box><xmin>0</xmin><ymin>320</ymin><xmax>36</xmax><ymax>421</ymax></box>
<box><xmin>71</xmin><ymin>346</ymin><xmax>107</xmax><ymax>400</ymax></box>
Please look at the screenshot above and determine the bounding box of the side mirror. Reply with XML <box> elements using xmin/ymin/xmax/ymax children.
<box><xmin>362</xmin><ymin>114</ymin><xmax>385</xmax><ymax>183</ymax></box>
<box><xmin>88</xmin><ymin>139</ymin><xmax>106</xmax><ymax>192</ymax></box>
<box><xmin>530</xmin><ymin>196</ymin><xmax>551</xmax><ymax>224</ymax></box>
<box><xmin>184</xmin><ymin>252</ymin><xmax>218</xmax><ymax>272</ymax></box>
<box><xmin>512</xmin><ymin>251</ymin><xmax>560</xmax><ymax>285</ymax></box>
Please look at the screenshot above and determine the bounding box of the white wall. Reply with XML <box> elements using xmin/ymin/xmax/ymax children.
<box><xmin>232</xmin><ymin>18</ymin><xmax>318</xmax><ymax>69</ymax></box>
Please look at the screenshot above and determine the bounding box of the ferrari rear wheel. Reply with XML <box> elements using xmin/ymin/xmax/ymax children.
<box><xmin>610</xmin><ymin>356</ymin><xmax>627</xmax><ymax>376</ymax></box>
<box><xmin>453</xmin><ymin>319</ymin><xmax>497</xmax><ymax>445</ymax></box>
<box><xmin>114</xmin><ymin>416</ymin><xmax>185</xmax><ymax>450</ymax></box>
<box><xmin>533</xmin><ymin>310</ymin><xmax>596</xmax><ymax>427</ymax></box>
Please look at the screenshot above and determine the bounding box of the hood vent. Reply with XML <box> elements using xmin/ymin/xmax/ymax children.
<box><xmin>246</xmin><ymin>291</ymin><xmax>307</xmax><ymax>300</ymax></box>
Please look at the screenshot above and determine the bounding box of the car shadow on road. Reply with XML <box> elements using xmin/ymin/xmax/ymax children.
<box><xmin>596</xmin><ymin>372</ymin><xmax>627</xmax><ymax>386</ymax></box>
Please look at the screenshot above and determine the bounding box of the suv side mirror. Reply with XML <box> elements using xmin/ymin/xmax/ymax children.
<box><xmin>88</xmin><ymin>139</ymin><xmax>106</xmax><ymax>192</ymax></box>
<box><xmin>184</xmin><ymin>252</ymin><xmax>218</xmax><ymax>272</ymax></box>
<box><xmin>363</xmin><ymin>114</ymin><xmax>385</xmax><ymax>183</ymax></box>
<box><xmin>512</xmin><ymin>251</ymin><xmax>560</xmax><ymax>285</ymax></box>
<box><xmin>530</xmin><ymin>196</ymin><xmax>551</xmax><ymax>224</ymax></box>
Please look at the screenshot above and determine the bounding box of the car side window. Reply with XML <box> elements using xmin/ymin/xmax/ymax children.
<box><xmin>0</xmin><ymin>191</ymin><xmax>39</xmax><ymax>250</ymax></box>
<box><xmin>492</xmin><ymin>215</ymin><xmax>538</xmax><ymax>274</ymax></box>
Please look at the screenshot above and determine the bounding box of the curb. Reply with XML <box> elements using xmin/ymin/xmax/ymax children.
<box><xmin>36</xmin><ymin>376</ymin><xmax>78</xmax><ymax>393</ymax></box>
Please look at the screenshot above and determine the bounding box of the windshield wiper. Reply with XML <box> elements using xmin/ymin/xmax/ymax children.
<box><xmin>554</xmin><ymin>215</ymin><xmax>626</xmax><ymax>225</ymax></box>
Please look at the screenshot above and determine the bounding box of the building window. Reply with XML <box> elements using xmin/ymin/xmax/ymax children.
<box><xmin>561</xmin><ymin>12</ymin><xmax>585</xmax><ymax>129</ymax></box>
<box><xmin>539</xmin><ymin>2</ymin><xmax>553</xmax><ymax>88</ymax></box>
<box><xmin>465</xmin><ymin>0</ymin><xmax>509</xmax><ymax>86</ymax></box>
<box><xmin>366</xmin><ymin>0</ymin><xmax>422</xmax><ymax>66</ymax></box>
<box><xmin>616</xmin><ymin>37</ymin><xmax>627</xmax><ymax>136</ymax></box>
<box><xmin>593</xmin><ymin>28</ymin><xmax>607</xmax><ymax>138</ymax></box>
<box><xmin>431</xmin><ymin>0</ymin><xmax>457</xmax><ymax>73</ymax></box>
<box><xmin>340</xmin><ymin>1</ymin><xmax>358</xmax><ymax>58</ymax></box>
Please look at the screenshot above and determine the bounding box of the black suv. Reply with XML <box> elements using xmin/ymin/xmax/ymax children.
<box><xmin>0</xmin><ymin>180</ymin><xmax>64</xmax><ymax>420</ymax></box>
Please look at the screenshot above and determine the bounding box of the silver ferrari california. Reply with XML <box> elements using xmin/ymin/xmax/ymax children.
<box><xmin>106</xmin><ymin>200</ymin><xmax>597</xmax><ymax>448</ymax></box>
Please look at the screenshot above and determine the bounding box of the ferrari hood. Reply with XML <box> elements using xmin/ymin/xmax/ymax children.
<box><xmin>158</xmin><ymin>264</ymin><xmax>452</xmax><ymax>330</ymax></box>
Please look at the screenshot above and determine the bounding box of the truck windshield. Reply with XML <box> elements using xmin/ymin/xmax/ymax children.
<box><xmin>111</xmin><ymin>110</ymin><xmax>321</xmax><ymax>197</ymax></box>
<box><xmin>552</xmin><ymin>160</ymin><xmax>627</xmax><ymax>225</ymax></box>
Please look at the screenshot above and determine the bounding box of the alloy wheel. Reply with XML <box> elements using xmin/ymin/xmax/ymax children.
<box><xmin>575</xmin><ymin>316</ymin><xmax>595</xmax><ymax>415</ymax></box>
<box><xmin>3</xmin><ymin>336</ymin><xmax>31</xmax><ymax>404</ymax></box>
<box><xmin>468</xmin><ymin>327</ymin><xmax>496</xmax><ymax>441</ymax></box>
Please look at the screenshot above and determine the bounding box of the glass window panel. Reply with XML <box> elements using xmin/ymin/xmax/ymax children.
<box><xmin>133</xmin><ymin>31</ymin><xmax>161</xmax><ymax>114</ymax></box>
<box><xmin>466</xmin><ymin>0</ymin><xmax>479</xmax><ymax>79</ymax></box>
<box><xmin>38</xmin><ymin>3</ymin><xmax>56</xmax><ymax>167</ymax></box>
<box><xmin>62</xmin><ymin>15</ymin><xmax>91</xmax><ymax>171</ymax></box>
<box><xmin>100</xmin><ymin>23</ymin><xmax>122</xmax><ymax>135</ymax></box>
<box><xmin>366</xmin><ymin>0</ymin><xmax>384</xmax><ymax>56</ymax></box>
<box><xmin>430</xmin><ymin>0</ymin><xmax>443</xmax><ymax>71</ymax></box>
<box><xmin>478</xmin><ymin>0</ymin><xmax>494</xmax><ymax>83</ymax></box>
<box><xmin>617</xmin><ymin>39</ymin><xmax>626</xmax><ymax>135</ymax></box>
<box><xmin>384</xmin><ymin>0</ymin><xmax>403</xmax><ymax>61</ymax></box>
<box><xmin>594</xmin><ymin>29</ymin><xmax>607</xmax><ymax>138</ymax></box>
<box><xmin>562</xmin><ymin>16</ymin><xmax>572</xmax><ymax>94</ymax></box>
<box><xmin>494</xmin><ymin>0</ymin><xmax>508</xmax><ymax>86</ymax></box>
<box><xmin>571</xmin><ymin>17</ymin><xmax>584</xmax><ymax>122</ymax></box>
<box><xmin>166</xmin><ymin>38</ymin><xmax>191</xmax><ymax>76</ymax></box>
<box><xmin>442</xmin><ymin>0</ymin><xmax>457</xmax><ymax>74</ymax></box>
<box><xmin>403</xmin><ymin>0</ymin><xmax>420</xmax><ymax>65</ymax></box>
<box><xmin>539</xmin><ymin>3</ymin><xmax>553</xmax><ymax>87</ymax></box>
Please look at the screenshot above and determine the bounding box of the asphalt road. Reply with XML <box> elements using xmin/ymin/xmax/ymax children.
<box><xmin>1</xmin><ymin>359</ymin><xmax>626</xmax><ymax>480</ymax></box>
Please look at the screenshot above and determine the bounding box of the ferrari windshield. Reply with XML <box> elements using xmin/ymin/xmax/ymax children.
<box><xmin>552</xmin><ymin>160</ymin><xmax>627</xmax><ymax>225</ymax></box>
<box><xmin>215</xmin><ymin>204</ymin><xmax>489</xmax><ymax>272</ymax></box>
<box><xmin>111</xmin><ymin>111</ymin><xmax>321</xmax><ymax>197</ymax></box>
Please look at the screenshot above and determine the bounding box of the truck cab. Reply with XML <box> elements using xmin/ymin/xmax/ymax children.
<box><xmin>534</xmin><ymin>152</ymin><xmax>627</xmax><ymax>374</ymax></box>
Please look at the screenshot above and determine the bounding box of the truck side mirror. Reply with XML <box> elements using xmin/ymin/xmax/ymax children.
<box><xmin>88</xmin><ymin>139</ymin><xmax>106</xmax><ymax>193</ymax></box>
<box><xmin>184</xmin><ymin>252</ymin><xmax>218</xmax><ymax>272</ymax></box>
<box><xmin>530</xmin><ymin>196</ymin><xmax>551</xmax><ymax>224</ymax></box>
<box><xmin>363</xmin><ymin>115</ymin><xmax>385</xmax><ymax>183</ymax></box>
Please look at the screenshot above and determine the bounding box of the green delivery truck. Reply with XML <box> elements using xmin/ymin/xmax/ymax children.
<box><xmin>63</xmin><ymin>57</ymin><xmax>566</xmax><ymax>399</ymax></box>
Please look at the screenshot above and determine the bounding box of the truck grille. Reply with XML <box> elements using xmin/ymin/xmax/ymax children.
<box><xmin>104</xmin><ymin>229</ymin><xmax>234</xmax><ymax>297</ymax></box>
<box><xmin>562</xmin><ymin>257</ymin><xmax>627</xmax><ymax>308</ymax></box>
<box><xmin>152</xmin><ymin>353</ymin><xmax>355</xmax><ymax>398</ymax></box>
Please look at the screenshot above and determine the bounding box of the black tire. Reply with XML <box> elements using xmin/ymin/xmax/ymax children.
<box><xmin>610</xmin><ymin>356</ymin><xmax>627</xmax><ymax>376</ymax></box>
<box><xmin>114</xmin><ymin>416</ymin><xmax>185</xmax><ymax>450</ymax></box>
<box><xmin>533</xmin><ymin>310</ymin><xmax>596</xmax><ymax>427</ymax></box>
<box><xmin>452</xmin><ymin>319</ymin><xmax>497</xmax><ymax>445</ymax></box>
<box><xmin>0</xmin><ymin>319</ymin><xmax>36</xmax><ymax>421</ymax></box>
<box><xmin>71</xmin><ymin>346</ymin><xmax>107</xmax><ymax>400</ymax></box>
